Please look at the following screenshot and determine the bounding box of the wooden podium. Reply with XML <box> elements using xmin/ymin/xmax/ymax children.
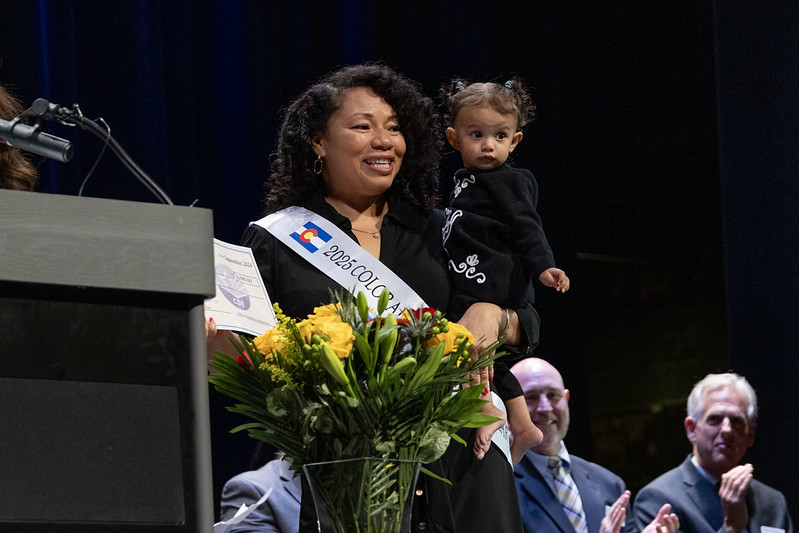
<box><xmin>0</xmin><ymin>189</ymin><xmax>215</xmax><ymax>532</ymax></box>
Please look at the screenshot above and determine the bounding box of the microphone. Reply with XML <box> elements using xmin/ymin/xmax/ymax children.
<box><xmin>3</xmin><ymin>97</ymin><xmax>173</xmax><ymax>204</ymax></box>
<box><xmin>0</xmin><ymin>117</ymin><xmax>74</xmax><ymax>162</ymax></box>
<box><xmin>27</xmin><ymin>98</ymin><xmax>75</xmax><ymax>122</ymax></box>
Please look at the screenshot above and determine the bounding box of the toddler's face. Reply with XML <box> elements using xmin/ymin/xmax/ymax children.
<box><xmin>446</xmin><ymin>106</ymin><xmax>522</xmax><ymax>171</ymax></box>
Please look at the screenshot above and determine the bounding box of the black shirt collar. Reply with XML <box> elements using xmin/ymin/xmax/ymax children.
<box><xmin>301</xmin><ymin>189</ymin><xmax>430</xmax><ymax>232</ymax></box>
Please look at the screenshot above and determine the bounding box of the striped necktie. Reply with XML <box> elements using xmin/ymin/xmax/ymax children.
<box><xmin>548</xmin><ymin>455</ymin><xmax>589</xmax><ymax>533</ymax></box>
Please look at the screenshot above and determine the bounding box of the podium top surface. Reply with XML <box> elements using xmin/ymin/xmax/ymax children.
<box><xmin>0</xmin><ymin>189</ymin><xmax>215</xmax><ymax>298</ymax></box>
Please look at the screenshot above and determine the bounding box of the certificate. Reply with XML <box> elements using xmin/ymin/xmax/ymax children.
<box><xmin>204</xmin><ymin>239</ymin><xmax>276</xmax><ymax>336</ymax></box>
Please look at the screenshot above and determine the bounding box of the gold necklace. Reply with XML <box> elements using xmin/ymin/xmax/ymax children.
<box><xmin>351</xmin><ymin>227</ymin><xmax>380</xmax><ymax>239</ymax></box>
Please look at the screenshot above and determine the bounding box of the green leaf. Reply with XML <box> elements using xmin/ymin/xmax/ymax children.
<box><xmin>459</xmin><ymin>412</ymin><xmax>503</xmax><ymax>429</ymax></box>
<box><xmin>420</xmin><ymin>466</ymin><xmax>452</xmax><ymax>485</ymax></box>
<box><xmin>417</xmin><ymin>426</ymin><xmax>450</xmax><ymax>463</ymax></box>
<box><xmin>450</xmin><ymin>433</ymin><xmax>467</xmax><ymax>447</ymax></box>
<box><xmin>408</xmin><ymin>341</ymin><xmax>445</xmax><ymax>390</ymax></box>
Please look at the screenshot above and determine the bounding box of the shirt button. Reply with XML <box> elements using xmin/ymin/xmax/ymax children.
<box><xmin>416</xmin><ymin>489</ymin><xmax>424</xmax><ymax>496</ymax></box>
<box><xmin>418</xmin><ymin>522</ymin><xmax>428</xmax><ymax>530</ymax></box>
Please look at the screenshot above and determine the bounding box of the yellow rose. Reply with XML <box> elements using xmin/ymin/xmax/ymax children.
<box><xmin>253</xmin><ymin>325</ymin><xmax>286</xmax><ymax>357</ymax></box>
<box><xmin>426</xmin><ymin>321</ymin><xmax>475</xmax><ymax>354</ymax></box>
<box><xmin>310</xmin><ymin>304</ymin><xmax>340</xmax><ymax>319</ymax></box>
<box><xmin>297</xmin><ymin>305</ymin><xmax>354</xmax><ymax>360</ymax></box>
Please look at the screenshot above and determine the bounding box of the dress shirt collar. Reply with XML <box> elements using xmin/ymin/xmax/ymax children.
<box><xmin>554</xmin><ymin>442</ymin><xmax>572</xmax><ymax>472</ymax></box>
<box><xmin>303</xmin><ymin>188</ymin><xmax>429</xmax><ymax>232</ymax></box>
<box><xmin>529</xmin><ymin>441</ymin><xmax>571</xmax><ymax>473</ymax></box>
<box><xmin>527</xmin><ymin>442</ymin><xmax>572</xmax><ymax>495</ymax></box>
<box><xmin>302</xmin><ymin>190</ymin><xmax>350</xmax><ymax>228</ymax></box>
<box><xmin>382</xmin><ymin>194</ymin><xmax>429</xmax><ymax>231</ymax></box>
<box><xmin>691</xmin><ymin>455</ymin><xmax>720</xmax><ymax>485</ymax></box>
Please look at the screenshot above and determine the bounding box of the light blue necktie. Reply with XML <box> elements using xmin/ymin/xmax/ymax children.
<box><xmin>548</xmin><ymin>455</ymin><xmax>589</xmax><ymax>533</ymax></box>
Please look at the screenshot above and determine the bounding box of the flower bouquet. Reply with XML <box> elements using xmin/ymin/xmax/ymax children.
<box><xmin>209</xmin><ymin>289</ymin><xmax>500</xmax><ymax>533</ymax></box>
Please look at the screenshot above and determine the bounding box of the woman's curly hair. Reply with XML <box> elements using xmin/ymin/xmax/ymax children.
<box><xmin>439</xmin><ymin>77</ymin><xmax>536</xmax><ymax>131</ymax></box>
<box><xmin>0</xmin><ymin>85</ymin><xmax>38</xmax><ymax>191</ymax></box>
<box><xmin>264</xmin><ymin>63</ymin><xmax>442</xmax><ymax>213</ymax></box>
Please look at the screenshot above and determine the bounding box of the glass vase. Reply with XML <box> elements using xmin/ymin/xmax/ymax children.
<box><xmin>302</xmin><ymin>457</ymin><xmax>421</xmax><ymax>533</ymax></box>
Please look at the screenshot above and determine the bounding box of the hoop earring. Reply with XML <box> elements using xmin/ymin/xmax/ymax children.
<box><xmin>313</xmin><ymin>154</ymin><xmax>324</xmax><ymax>175</ymax></box>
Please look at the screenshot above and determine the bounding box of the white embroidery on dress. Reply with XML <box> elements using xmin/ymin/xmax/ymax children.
<box><xmin>452</xmin><ymin>173</ymin><xmax>476</xmax><ymax>198</ymax></box>
<box><xmin>449</xmin><ymin>254</ymin><xmax>486</xmax><ymax>284</ymax></box>
<box><xmin>441</xmin><ymin>208</ymin><xmax>462</xmax><ymax>247</ymax></box>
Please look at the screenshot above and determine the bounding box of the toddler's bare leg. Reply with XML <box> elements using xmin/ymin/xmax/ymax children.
<box><xmin>506</xmin><ymin>396</ymin><xmax>543</xmax><ymax>464</ymax></box>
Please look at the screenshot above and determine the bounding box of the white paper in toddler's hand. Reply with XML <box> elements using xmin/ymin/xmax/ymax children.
<box><xmin>204</xmin><ymin>239</ymin><xmax>276</xmax><ymax>337</ymax></box>
<box><xmin>212</xmin><ymin>487</ymin><xmax>273</xmax><ymax>533</ymax></box>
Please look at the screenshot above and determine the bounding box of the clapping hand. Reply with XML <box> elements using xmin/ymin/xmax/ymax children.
<box><xmin>600</xmin><ymin>491</ymin><xmax>679</xmax><ymax>533</ymax></box>
<box><xmin>720</xmin><ymin>463</ymin><xmax>753</xmax><ymax>533</ymax></box>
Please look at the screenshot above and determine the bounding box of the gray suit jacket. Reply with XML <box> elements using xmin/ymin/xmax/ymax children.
<box><xmin>514</xmin><ymin>450</ymin><xmax>633</xmax><ymax>533</ymax></box>
<box><xmin>633</xmin><ymin>455</ymin><xmax>793</xmax><ymax>533</ymax></box>
<box><xmin>220</xmin><ymin>457</ymin><xmax>302</xmax><ymax>533</ymax></box>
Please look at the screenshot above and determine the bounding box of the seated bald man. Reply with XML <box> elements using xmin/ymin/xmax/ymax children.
<box><xmin>511</xmin><ymin>358</ymin><xmax>636</xmax><ymax>533</ymax></box>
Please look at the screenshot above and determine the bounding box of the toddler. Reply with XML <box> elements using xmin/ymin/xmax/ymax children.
<box><xmin>440</xmin><ymin>78</ymin><xmax>569</xmax><ymax>464</ymax></box>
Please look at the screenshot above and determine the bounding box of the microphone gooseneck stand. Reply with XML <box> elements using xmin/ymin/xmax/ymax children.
<box><xmin>23</xmin><ymin>98</ymin><xmax>174</xmax><ymax>205</ymax></box>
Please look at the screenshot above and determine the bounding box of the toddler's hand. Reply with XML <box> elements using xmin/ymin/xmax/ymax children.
<box><xmin>539</xmin><ymin>268</ymin><xmax>570</xmax><ymax>293</ymax></box>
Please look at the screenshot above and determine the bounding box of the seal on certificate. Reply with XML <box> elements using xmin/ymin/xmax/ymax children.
<box><xmin>215</xmin><ymin>263</ymin><xmax>251</xmax><ymax>310</ymax></box>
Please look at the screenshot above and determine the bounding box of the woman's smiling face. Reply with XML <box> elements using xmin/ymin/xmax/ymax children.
<box><xmin>313</xmin><ymin>87</ymin><xmax>406</xmax><ymax>204</ymax></box>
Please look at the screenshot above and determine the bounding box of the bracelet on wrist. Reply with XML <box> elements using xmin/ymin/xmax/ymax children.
<box><xmin>499</xmin><ymin>307</ymin><xmax>511</xmax><ymax>340</ymax></box>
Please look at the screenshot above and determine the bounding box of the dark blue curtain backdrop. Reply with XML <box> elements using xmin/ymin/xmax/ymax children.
<box><xmin>714</xmin><ymin>0</ymin><xmax>799</xmax><ymax>521</ymax></box>
<box><xmin>2</xmin><ymin>0</ymin><xmax>797</xmax><ymax>519</ymax></box>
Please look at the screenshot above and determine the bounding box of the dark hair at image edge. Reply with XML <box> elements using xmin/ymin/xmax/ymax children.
<box><xmin>0</xmin><ymin>85</ymin><xmax>39</xmax><ymax>191</ymax></box>
<box><xmin>264</xmin><ymin>63</ymin><xmax>443</xmax><ymax>214</ymax></box>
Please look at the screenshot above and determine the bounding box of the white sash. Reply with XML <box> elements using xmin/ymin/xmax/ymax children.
<box><xmin>490</xmin><ymin>391</ymin><xmax>512</xmax><ymax>465</ymax></box>
<box><xmin>252</xmin><ymin>206</ymin><xmax>427</xmax><ymax>314</ymax></box>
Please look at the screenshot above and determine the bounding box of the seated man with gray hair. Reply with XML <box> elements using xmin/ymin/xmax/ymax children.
<box><xmin>633</xmin><ymin>372</ymin><xmax>793</xmax><ymax>533</ymax></box>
